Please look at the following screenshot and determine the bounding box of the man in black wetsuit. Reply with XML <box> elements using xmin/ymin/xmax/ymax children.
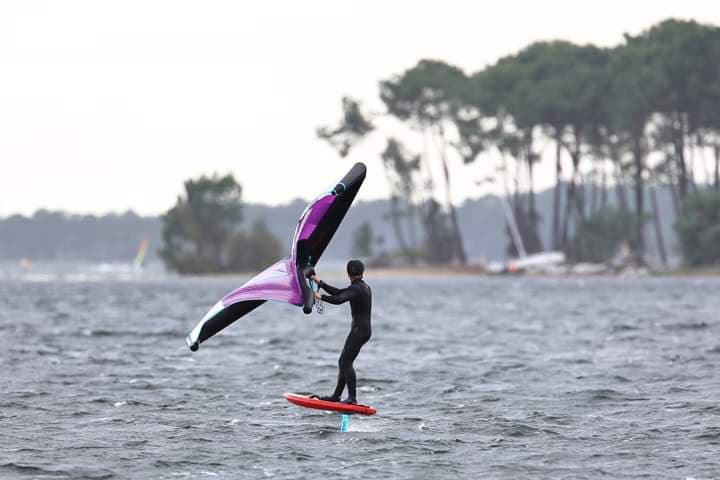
<box><xmin>311</xmin><ymin>259</ymin><xmax>371</xmax><ymax>405</ymax></box>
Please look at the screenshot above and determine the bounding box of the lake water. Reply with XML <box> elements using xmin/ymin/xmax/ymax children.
<box><xmin>2</xmin><ymin>272</ymin><xmax>719</xmax><ymax>479</ymax></box>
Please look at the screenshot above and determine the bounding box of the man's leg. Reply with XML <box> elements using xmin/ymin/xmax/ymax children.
<box><xmin>345</xmin><ymin>365</ymin><xmax>357</xmax><ymax>402</ymax></box>
<box><xmin>329</xmin><ymin>351</ymin><xmax>347</xmax><ymax>400</ymax></box>
<box><xmin>338</xmin><ymin>333</ymin><xmax>368</xmax><ymax>403</ymax></box>
<box><xmin>319</xmin><ymin>336</ymin><xmax>352</xmax><ymax>402</ymax></box>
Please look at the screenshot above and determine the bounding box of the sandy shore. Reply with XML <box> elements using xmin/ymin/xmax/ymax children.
<box><xmin>366</xmin><ymin>264</ymin><xmax>487</xmax><ymax>277</ymax></box>
<box><xmin>185</xmin><ymin>264</ymin><xmax>720</xmax><ymax>279</ymax></box>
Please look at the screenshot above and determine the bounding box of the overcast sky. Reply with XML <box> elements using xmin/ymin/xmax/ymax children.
<box><xmin>1</xmin><ymin>1</ymin><xmax>718</xmax><ymax>216</ymax></box>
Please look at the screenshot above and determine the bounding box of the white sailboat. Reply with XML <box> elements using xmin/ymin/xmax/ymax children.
<box><xmin>488</xmin><ymin>195</ymin><xmax>566</xmax><ymax>274</ymax></box>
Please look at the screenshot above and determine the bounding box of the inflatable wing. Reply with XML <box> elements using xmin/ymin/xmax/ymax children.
<box><xmin>186</xmin><ymin>162</ymin><xmax>366</xmax><ymax>351</ymax></box>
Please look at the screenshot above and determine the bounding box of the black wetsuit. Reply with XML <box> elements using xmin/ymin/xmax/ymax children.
<box><xmin>319</xmin><ymin>278</ymin><xmax>372</xmax><ymax>402</ymax></box>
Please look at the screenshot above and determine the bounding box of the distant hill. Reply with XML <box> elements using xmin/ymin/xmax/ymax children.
<box><xmin>0</xmin><ymin>210</ymin><xmax>160</xmax><ymax>263</ymax></box>
<box><xmin>0</xmin><ymin>186</ymin><xmax>680</xmax><ymax>264</ymax></box>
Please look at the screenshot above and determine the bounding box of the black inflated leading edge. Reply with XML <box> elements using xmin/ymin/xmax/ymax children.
<box><xmin>295</xmin><ymin>162</ymin><xmax>366</xmax><ymax>314</ymax></box>
<box><xmin>192</xmin><ymin>299</ymin><xmax>266</xmax><ymax>350</ymax></box>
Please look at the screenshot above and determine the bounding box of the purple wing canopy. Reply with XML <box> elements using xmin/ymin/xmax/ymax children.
<box><xmin>186</xmin><ymin>162</ymin><xmax>366</xmax><ymax>351</ymax></box>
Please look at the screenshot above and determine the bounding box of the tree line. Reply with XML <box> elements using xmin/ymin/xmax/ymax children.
<box><xmin>0</xmin><ymin>210</ymin><xmax>159</xmax><ymax>262</ymax></box>
<box><xmin>318</xmin><ymin>18</ymin><xmax>720</xmax><ymax>266</ymax></box>
<box><xmin>159</xmin><ymin>174</ymin><xmax>283</xmax><ymax>274</ymax></box>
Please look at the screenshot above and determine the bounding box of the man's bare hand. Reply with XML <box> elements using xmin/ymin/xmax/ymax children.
<box><xmin>314</xmin><ymin>292</ymin><xmax>322</xmax><ymax>300</ymax></box>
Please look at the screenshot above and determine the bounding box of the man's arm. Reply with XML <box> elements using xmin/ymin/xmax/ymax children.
<box><xmin>321</xmin><ymin>285</ymin><xmax>358</xmax><ymax>305</ymax></box>
<box><xmin>318</xmin><ymin>280</ymin><xmax>342</xmax><ymax>295</ymax></box>
<box><xmin>311</xmin><ymin>275</ymin><xmax>343</xmax><ymax>295</ymax></box>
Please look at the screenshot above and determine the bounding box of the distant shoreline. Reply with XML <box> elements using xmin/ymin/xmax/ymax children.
<box><xmin>184</xmin><ymin>264</ymin><xmax>720</xmax><ymax>279</ymax></box>
<box><xmin>652</xmin><ymin>266</ymin><xmax>720</xmax><ymax>277</ymax></box>
<box><xmin>366</xmin><ymin>265</ymin><xmax>488</xmax><ymax>278</ymax></box>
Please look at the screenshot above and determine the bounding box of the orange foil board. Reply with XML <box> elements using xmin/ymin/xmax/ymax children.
<box><xmin>284</xmin><ymin>393</ymin><xmax>377</xmax><ymax>416</ymax></box>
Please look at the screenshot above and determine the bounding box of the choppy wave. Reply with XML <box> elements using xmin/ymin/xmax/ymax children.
<box><xmin>1</xmin><ymin>275</ymin><xmax>720</xmax><ymax>479</ymax></box>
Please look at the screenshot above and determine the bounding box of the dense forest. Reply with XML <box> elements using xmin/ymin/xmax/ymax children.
<box><xmin>318</xmin><ymin>18</ymin><xmax>720</xmax><ymax>267</ymax></box>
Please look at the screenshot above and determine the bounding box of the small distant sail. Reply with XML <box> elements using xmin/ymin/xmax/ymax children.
<box><xmin>19</xmin><ymin>257</ymin><xmax>32</xmax><ymax>270</ymax></box>
<box><xmin>133</xmin><ymin>237</ymin><xmax>149</xmax><ymax>269</ymax></box>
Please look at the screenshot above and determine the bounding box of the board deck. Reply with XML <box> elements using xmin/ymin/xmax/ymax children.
<box><xmin>284</xmin><ymin>393</ymin><xmax>377</xmax><ymax>416</ymax></box>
